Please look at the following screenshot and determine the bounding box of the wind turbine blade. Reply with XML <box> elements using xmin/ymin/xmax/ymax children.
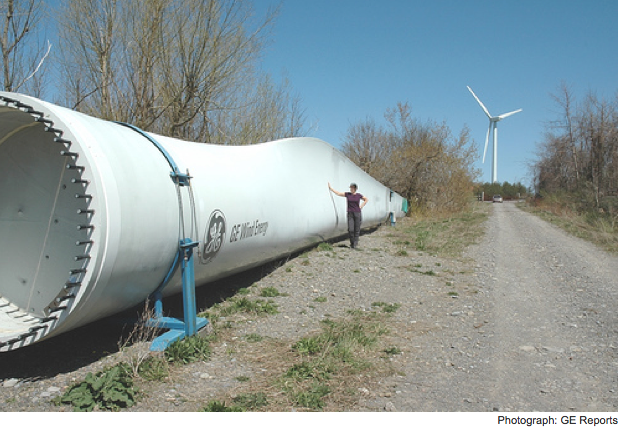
<box><xmin>498</xmin><ymin>108</ymin><xmax>522</xmax><ymax>120</ymax></box>
<box><xmin>467</xmin><ymin>86</ymin><xmax>492</xmax><ymax>119</ymax></box>
<box><xmin>482</xmin><ymin>122</ymin><xmax>491</xmax><ymax>163</ymax></box>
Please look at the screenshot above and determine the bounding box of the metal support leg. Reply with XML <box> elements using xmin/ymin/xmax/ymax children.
<box><xmin>153</xmin><ymin>291</ymin><xmax>164</xmax><ymax>319</ymax></box>
<box><xmin>147</xmin><ymin>238</ymin><xmax>208</xmax><ymax>351</ymax></box>
<box><xmin>180</xmin><ymin>238</ymin><xmax>200</xmax><ymax>337</ymax></box>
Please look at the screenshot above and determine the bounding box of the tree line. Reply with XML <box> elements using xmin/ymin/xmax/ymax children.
<box><xmin>532</xmin><ymin>83</ymin><xmax>617</xmax><ymax>217</ymax></box>
<box><xmin>474</xmin><ymin>182</ymin><xmax>529</xmax><ymax>201</ymax></box>
<box><xmin>0</xmin><ymin>0</ymin><xmax>308</xmax><ymax>145</ymax></box>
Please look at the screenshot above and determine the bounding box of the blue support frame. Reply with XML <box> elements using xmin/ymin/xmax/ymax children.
<box><xmin>147</xmin><ymin>238</ymin><xmax>208</xmax><ymax>351</ymax></box>
<box><xmin>115</xmin><ymin>122</ymin><xmax>208</xmax><ymax>351</ymax></box>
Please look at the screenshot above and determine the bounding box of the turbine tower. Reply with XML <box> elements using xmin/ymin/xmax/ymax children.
<box><xmin>467</xmin><ymin>86</ymin><xmax>522</xmax><ymax>183</ymax></box>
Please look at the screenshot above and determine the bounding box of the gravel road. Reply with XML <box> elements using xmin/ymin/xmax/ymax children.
<box><xmin>0</xmin><ymin>202</ymin><xmax>617</xmax><ymax>412</ymax></box>
<box><xmin>361</xmin><ymin>202</ymin><xmax>618</xmax><ymax>412</ymax></box>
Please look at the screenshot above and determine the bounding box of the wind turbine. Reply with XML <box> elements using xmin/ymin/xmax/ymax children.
<box><xmin>467</xmin><ymin>86</ymin><xmax>522</xmax><ymax>183</ymax></box>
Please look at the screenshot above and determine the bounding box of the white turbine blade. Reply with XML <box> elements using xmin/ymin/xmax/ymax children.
<box><xmin>482</xmin><ymin>122</ymin><xmax>491</xmax><ymax>163</ymax></box>
<box><xmin>467</xmin><ymin>86</ymin><xmax>492</xmax><ymax>119</ymax></box>
<box><xmin>498</xmin><ymin>108</ymin><xmax>522</xmax><ymax>120</ymax></box>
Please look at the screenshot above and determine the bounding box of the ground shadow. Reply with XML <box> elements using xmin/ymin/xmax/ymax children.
<box><xmin>0</xmin><ymin>263</ymin><xmax>273</xmax><ymax>382</ymax></box>
<box><xmin>0</xmin><ymin>230</ymin><xmax>375</xmax><ymax>381</ymax></box>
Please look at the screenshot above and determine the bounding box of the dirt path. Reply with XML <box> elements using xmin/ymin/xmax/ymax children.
<box><xmin>362</xmin><ymin>202</ymin><xmax>617</xmax><ymax>412</ymax></box>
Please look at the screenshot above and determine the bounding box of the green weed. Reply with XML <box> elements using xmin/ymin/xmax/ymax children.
<box><xmin>383</xmin><ymin>346</ymin><xmax>401</xmax><ymax>356</ymax></box>
<box><xmin>260</xmin><ymin>286</ymin><xmax>286</xmax><ymax>297</ymax></box>
<box><xmin>137</xmin><ymin>356</ymin><xmax>169</xmax><ymax>381</ymax></box>
<box><xmin>202</xmin><ymin>400</ymin><xmax>244</xmax><ymax>412</ymax></box>
<box><xmin>285</xmin><ymin>361</ymin><xmax>333</xmax><ymax>381</ymax></box>
<box><xmin>317</xmin><ymin>242</ymin><xmax>334</xmax><ymax>252</ymax></box>
<box><xmin>293</xmin><ymin>337</ymin><xmax>322</xmax><ymax>355</ymax></box>
<box><xmin>218</xmin><ymin>297</ymin><xmax>279</xmax><ymax>316</ymax></box>
<box><xmin>233</xmin><ymin>392</ymin><xmax>268</xmax><ymax>410</ymax></box>
<box><xmin>165</xmin><ymin>335</ymin><xmax>211</xmax><ymax>365</ymax></box>
<box><xmin>405</xmin><ymin>267</ymin><xmax>437</xmax><ymax>276</ymax></box>
<box><xmin>245</xmin><ymin>333</ymin><xmax>264</xmax><ymax>343</ymax></box>
<box><xmin>371</xmin><ymin>302</ymin><xmax>401</xmax><ymax>313</ymax></box>
<box><xmin>53</xmin><ymin>364</ymin><xmax>137</xmax><ymax>411</ymax></box>
<box><xmin>292</xmin><ymin>383</ymin><xmax>331</xmax><ymax>409</ymax></box>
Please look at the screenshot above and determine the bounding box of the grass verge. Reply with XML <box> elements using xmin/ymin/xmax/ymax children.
<box><xmin>518</xmin><ymin>199</ymin><xmax>617</xmax><ymax>254</ymax></box>
<box><xmin>388</xmin><ymin>203</ymin><xmax>491</xmax><ymax>257</ymax></box>
<box><xmin>202</xmin><ymin>304</ymin><xmax>398</xmax><ymax>411</ymax></box>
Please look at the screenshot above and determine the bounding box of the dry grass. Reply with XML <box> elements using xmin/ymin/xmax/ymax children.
<box><xmin>519</xmin><ymin>199</ymin><xmax>617</xmax><ymax>254</ymax></box>
<box><xmin>207</xmin><ymin>309</ymin><xmax>399</xmax><ymax>411</ymax></box>
<box><xmin>116</xmin><ymin>301</ymin><xmax>167</xmax><ymax>380</ymax></box>
<box><xmin>387</xmin><ymin>203</ymin><xmax>491</xmax><ymax>258</ymax></box>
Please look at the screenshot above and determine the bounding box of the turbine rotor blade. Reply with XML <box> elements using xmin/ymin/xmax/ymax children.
<box><xmin>498</xmin><ymin>108</ymin><xmax>523</xmax><ymax>120</ymax></box>
<box><xmin>482</xmin><ymin>122</ymin><xmax>491</xmax><ymax>163</ymax></box>
<box><xmin>467</xmin><ymin>86</ymin><xmax>492</xmax><ymax>119</ymax></box>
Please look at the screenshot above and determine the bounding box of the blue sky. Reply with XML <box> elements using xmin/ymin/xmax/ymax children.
<box><xmin>253</xmin><ymin>0</ymin><xmax>618</xmax><ymax>186</ymax></box>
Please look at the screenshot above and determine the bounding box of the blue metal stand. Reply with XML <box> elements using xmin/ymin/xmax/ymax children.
<box><xmin>115</xmin><ymin>122</ymin><xmax>208</xmax><ymax>351</ymax></box>
<box><xmin>147</xmin><ymin>238</ymin><xmax>208</xmax><ymax>351</ymax></box>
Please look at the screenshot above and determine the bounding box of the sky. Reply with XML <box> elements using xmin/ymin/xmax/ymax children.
<box><xmin>252</xmin><ymin>0</ymin><xmax>618</xmax><ymax>186</ymax></box>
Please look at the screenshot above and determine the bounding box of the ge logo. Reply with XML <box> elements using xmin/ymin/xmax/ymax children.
<box><xmin>201</xmin><ymin>210</ymin><xmax>226</xmax><ymax>264</ymax></box>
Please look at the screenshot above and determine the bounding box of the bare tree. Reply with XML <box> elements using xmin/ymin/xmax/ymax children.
<box><xmin>548</xmin><ymin>82</ymin><xmax>581</xmax><ymax>190</ymax></box>
<box><xmin>57</xmin><ymin>0</ymin><xmax>120</xmax><ymax>118</ymax></box>
<box><xmin>210</xmin><ymin>73</ymin><xmax>309</xmax><ymax>145</ymax></box>
<box><xmin>0</xmin><ymin>0</ymin><xmax>50</xmax><ymax>95</ymax></box>
<box><xmin>342</xmin><ymin>117</ymin><xmax>388</xmax><ymax>176</ymax></box>
<box><xmin>342</xmin><ymin>102</ymin><xmax>480</xmax><ymax>214</ymax></box>
<box><xmin>533</xmin><ymin>84</ymin><xmax>617</xmax><ymax>215</ymax></box>
<box><xmin>56</xmin><ymin>0</ymin><xmax>304</xmax><ymax>145</ymax></box>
